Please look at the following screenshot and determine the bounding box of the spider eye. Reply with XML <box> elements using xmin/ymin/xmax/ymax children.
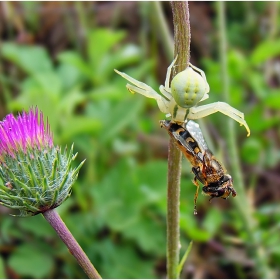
<box><xmin>171</xmin><ymin>68</ymin><xmax>206</xmax><ymax>108</ymax></box>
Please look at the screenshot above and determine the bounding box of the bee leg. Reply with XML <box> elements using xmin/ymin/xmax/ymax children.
<box><xmin>231</xmin><ymin>188</ymin><xmax>237</xmax><ymax>197</ymax></box>
<box><xmin>208</xmin><ymin>196</ymin><xmax>216</xmax><ymax>203</ymax></box>
<box><xmin>192</xmin><ymin>176</ymin><xmax>200</xmax><ymax>215</ymax></box>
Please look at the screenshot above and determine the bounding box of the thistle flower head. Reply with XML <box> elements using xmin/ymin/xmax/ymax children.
<box><xmin>0</xmin><ymin>108</ymin><xmax>84</xmax><ymax>216</ymax></box>
<box><xmin>0</xmin><ymin>109</ymin><xmax>53</xmax><ymax>161</ymax></box>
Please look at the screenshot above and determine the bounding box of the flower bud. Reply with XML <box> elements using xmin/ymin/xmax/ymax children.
<box><xmin>0</xmin><ymin>108</ymin><xmax>85</xmax><ymax>216</ymax></box>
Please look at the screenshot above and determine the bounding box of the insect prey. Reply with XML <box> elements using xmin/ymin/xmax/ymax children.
<box><xmin>160</xmin><ymin>119</ymin><xmax>236</xmax><ymax>215</ymax></box>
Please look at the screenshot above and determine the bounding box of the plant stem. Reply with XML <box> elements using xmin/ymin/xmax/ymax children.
<box><xmin>150</xmin><ymin>2</ymin><xmax>174</xmax><ymax>60</ymax></box>
<box><xmin>43</xmin><ymin>209</ymin><xmax>101</xmax><ymax>279</ymax></box>
<box><xmin>166</xmin><ymin>138</ymin><xmax>182</xmax><ymax>279</ymax></box>
<box><xmin>171</xmin><ymin>2</ymin><xmax>191</xmax><ymax>72</ymax></box>
<box><xmin>218</xmin><ymin>2</ymin><xmax>273</xmax><ymax>278</ymax></box>
<box><xmin>167</xmin><ymin>2</ymin><xmax>191</xmax><ymax>279</ymax></box>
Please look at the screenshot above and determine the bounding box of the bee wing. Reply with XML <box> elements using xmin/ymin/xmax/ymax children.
<box><xmin>171</xmin><ymin>130</ymin><xmax>205</xmax><ymax>164</ymax></box>
<box><xmin>186</xmin><ymin>120</ymin><xmax>208</xmax><ymax>152</ymax></box>
<box><xmin>171</xmin><ymin>131</ymin><xmax>195</xmax><ymax>154</ymax></box>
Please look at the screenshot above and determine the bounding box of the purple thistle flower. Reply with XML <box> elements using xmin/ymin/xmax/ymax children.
<box><xmin>0</xmin><ymin>108</ymin><xmax>85</xmax><ymax>216</ymax></box>
<box><xmin>0</xmin><ymin>108</ymin><xmax>53</xmax><ymax>161</ymax></box>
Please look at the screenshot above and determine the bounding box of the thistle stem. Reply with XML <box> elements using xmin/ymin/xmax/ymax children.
<box><xmin>166</xmin><ymin>2</ymin><xmax>191</xmax><ymax>279</ymax></box>
<box><xmin>43</xmin><ymin>209</ymin><xmax>101</xmax><ymax>279</ymax></box>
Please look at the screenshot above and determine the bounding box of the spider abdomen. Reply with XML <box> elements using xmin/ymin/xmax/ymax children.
<box><xmin>171</xmin><ymin>68</ymin><xmax>207</xmax><ymax>108</ymax></box>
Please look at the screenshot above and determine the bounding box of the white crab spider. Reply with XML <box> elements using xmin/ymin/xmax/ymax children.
<box><xmin>114</xmin><ymin>56</ymin><xmax>250</xmax><ymax>136</ymax></box>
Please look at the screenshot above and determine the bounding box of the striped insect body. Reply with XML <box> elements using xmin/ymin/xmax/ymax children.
<box><xmin>160</xmin><ymin>119</ymin><xmax>236</xmax><ymax>214</ymax></box>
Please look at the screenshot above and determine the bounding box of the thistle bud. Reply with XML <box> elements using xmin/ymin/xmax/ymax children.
<box><xmin>0</xmin><ymin>108</ymin><xmax>85</xmax><ymax>216</ymax></box>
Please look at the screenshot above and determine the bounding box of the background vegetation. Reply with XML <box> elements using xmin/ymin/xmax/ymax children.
<box><xmin>0</xmin><ymin>1</ymin><xmax>280</xmax><ymax>278</ymax></box>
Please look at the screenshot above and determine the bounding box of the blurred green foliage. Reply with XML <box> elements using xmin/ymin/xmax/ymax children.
<box><xmin>0</xmin><ymin>1</ymin><xmax>280</xmax><ymax>279</ymax></box>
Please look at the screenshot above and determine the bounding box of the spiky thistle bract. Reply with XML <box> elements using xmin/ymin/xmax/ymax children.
<box><xmin>0</xmin><ymin>108</ymin><xmax>85</xmax><ymax>216</ymax></box>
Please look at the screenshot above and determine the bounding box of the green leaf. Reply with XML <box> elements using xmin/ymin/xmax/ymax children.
<box><xmin>250</xmin><ymin>39</ymin><xmax>280</xmax><ymax>65</ymax></box>
<box><xmin>177</xmin><ymin>241</ymin><xmax>193</xmax><ymax>277</ymax></box>
<box><xmin>89</xmin><ymin>85</ymin><xmax>128</xmax><ymax>101</ymax></box>
<box><xmin>96</xmin><ymin>240</ymin><xmax>156</xmax><ymax>278</ymax></box>
<box><xmin>180</xmin><ymin>211</ymin><xmax>211</xmax><ymax>242</ymax></box>
<box><xmin>57</xmin><ymin>51</ymin><xmax>91</xmax><ymax>78</ymax></box>
<box><xmin>116</xmin><ymin>59</ymin><xmax>156</xmax><ymax>85</ymax></box>
<box><xmin>1</xmin><ymin>217</ymin><xmax>22</xmax><ymax>242</ymax></box>
<box><xmin>60</xmin><ymin>116</ymin><xmax>102</xmax><ymax>141</ymax></box>
<box><xmin>241</xmin><ymin>137</ymin><xmax>262</xmax><ymax>164</ymax></box>
<box><xmin>245</xmin><ymin>105</ymin><xmax>280</xmax><ymax>133</ymax></box>
<box><xmin>2</xmin><ymin>43</ymin><xmax>53</xmax><ymax>75</ymax></box>
<box><xmin>92</xmin><ymin>159</ymin><xmax>144</xmax><ymax>230</ymax></box>
<box><xmin>93</xmin><ymin>160</ymin><xmax>167</xmax><ymax>256</ymax></box>
<box><xmin>202</xmin><ymin>207</ymin><xmax>223</xmax><ymax>237</ymax></box>
<box><xmin>264</xmin><ymin>89</ymin><xmax>280</xmax><ymax>109</ymax></box>
<box><xmin>87</xmin><ymin>29</ymin><xmax>126</xmax><ymax>71</ymax></box>
<box><xmin>56</xmin><ymin>63</ymin><xmax>83</xmax><ymax>91</ymax></box>
<box><xmin>8</xmin><ymin>244</ymin><xmax>54</xmax><ymax>278</ymax></box>
<box><xmin>32</xmin><ymin>72</ymin><xmax>62</xmax><ymax>95</ymax></box>
<box><xmin>58</xmin><ymin>89</ymin><xmax>87</xmax><ymax>116</ymax></box>
<box><xmin>9</xmin><ymin>73</ymin><xmax>61</xmax><ymax>114</ymax></box>
<box><xmin>97</xmin><ymin>44</ymin><xmax>142</xmax><ymax>80</ymax></box>
<box><xmin>100</xmin><ymin>96</ymin><xmax>144</xmax><ymax>142</ymax></box>
<box><xmin>248</xmin><ymin>71</ymin><xmax>268</xmax><ymax>100</ymax></box>
<box><xmin>110</xmin><ymin>44</ymin><xmax>141</xmax><ymax>69</ymax></box>
<box><xmin>228</xmin><ymin>49</ymin><xmax>247</xmax><ymax>80</ymax></box>
<box><xmin>123</xmin><ymin>213</ymin><xmax>166</xmax><ymax>255</ymax></box>
<box><xmin>137</xmin><ymin>160</ymin><xmax>168</xmax><ymax>210</ymax></box>
<box><xmin>92</xmin><ymin>160</ymin><xmax>167</xmax><ymax>231</ymax></box>
<box><xmin>17</xmin><ymin>215</ymin><xmax>55</xmax><ymax>238</ymax></box>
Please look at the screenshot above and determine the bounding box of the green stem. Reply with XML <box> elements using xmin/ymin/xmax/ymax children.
<box><xmin>267</xmin><ymin>1</ymin><xmax>278</xmax><ymax>39</ymax></box>
<box><xmin>43</xmin><ymin>209</ymin><xmax>102</xmax><ymax>279</ymax></box>
<box><xmin>167</xmin><ymin>2</ymin><xmax>191</xmax><ymax>279</ymax></box>
<box><xmin>150</xmin><ymin>2</ymin><xmax>174</xmax><ymax>60</ymax></box>
<box><xmin>217</xmin><ymin>2</ymin><xmax>273</xmax><ymax>278</ymax></box>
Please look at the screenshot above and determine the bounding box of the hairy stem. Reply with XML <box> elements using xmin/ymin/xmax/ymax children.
<box><xmin>43</xmin><ymin>209</ymin><xmax>101</xmax><ymax>279</ymax></box>
<box><xmin>218</xmin><ymin>2</ymin><xmax>273</xmax><ymax>278</ymax></box>
<box><xmin>166</xmin><ymin>138</ymin><xmax>182</xmax><ymax>279</ymax></box>
<box><xmin>167</xmin><ymin>2</ymin><xmax>191</xmax><ymax>279</ymax></box>
<box><xmin>171</xmin><ymin>2</ymin><xmax>191</xmax><ymax>74</ymax></box>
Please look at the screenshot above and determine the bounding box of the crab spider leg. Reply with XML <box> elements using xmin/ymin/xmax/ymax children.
<box><xmin>190</xmin><ymin>101</ymin><xmax>245</xmax><ymax>118</ymax></box>
<box><xmin>192</xmin><ymin>176</ymin><xmax>200</xmax><ymax>215</ymax></box>
<box><xmin>114</xmin><ymin>69</ymin><xmax>171</xmax><ymax>114</ymax></box>
<box><xmin>114</xmin><ymin>69</ymin><xmax>161</xmax><ymax>100</ymax></box>
<box><xmin>164</xmin><ymin>55</ymin><xmax>178</xmax><ymax>90</ymax></box>
<box><xmin>198</xmin><ymin>93</ymin><xmax>209</xmax><ymax>103</ymax></box>
<box><xmin>187</xmin><ymin>102</ymin><xmax>250</xmax><ymax>136</ymax></box>
<box><xmin>189</xmin><ymin>63</ymin><xmax>210</xmax><ymax>93</ymax></box>
<box><xmin>125</xmin><ymin>84</ymin><xmax>170</xmax><ymax>114</ymax></box>
<box><xmin>159</xmin><ymin>85</ymin><xmax>172</xmax><ymax>100</ymax></box>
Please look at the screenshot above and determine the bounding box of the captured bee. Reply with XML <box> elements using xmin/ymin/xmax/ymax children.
<box><xmin>160</xmin><ymin>120</ymin><xmax>236</xmax><ymax>214</ymax></box>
